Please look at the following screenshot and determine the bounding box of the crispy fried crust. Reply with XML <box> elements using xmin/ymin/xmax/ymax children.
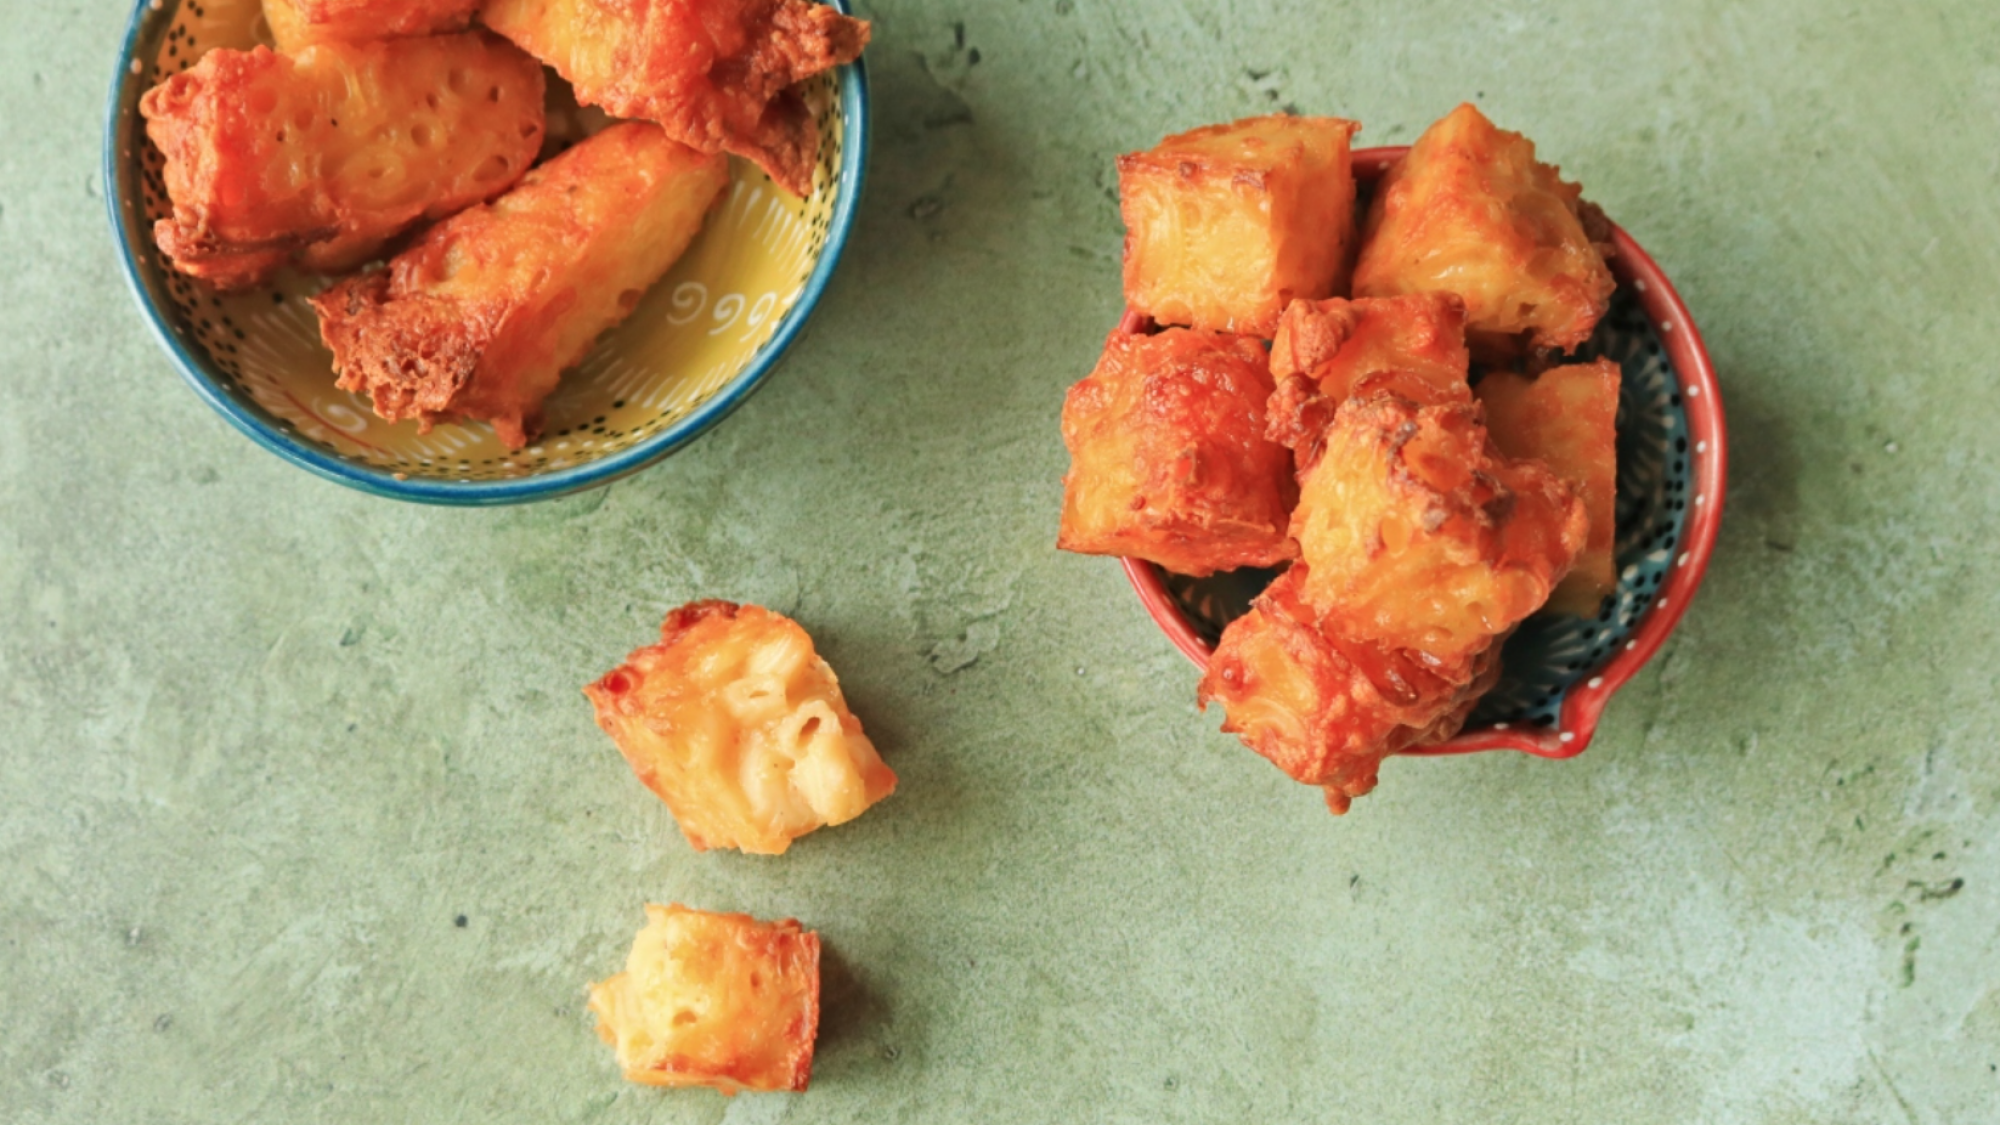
<box><xmin>1476</xmin><ymin>359</ymin><xmax>1621</xmax><ymax>616</ymax></box>
<box><xmin>581</xmin><ymin>600</ymin><xmax>896</xmax><ymax>856</ymax></box>
<box><xmin>1289</xmin><ymin>394</ymin><xmax>1588</xmax><ymax>655</ymax></box>
<box><xmin>588</xmin><ymin>904</ymin><xmax>819</xmax><ymax>1093</ymax></box>
<box><xmin>1269</xmin><ymin>292</ymin><xmax>1473</xmax><ymax>404</ymax></box>
<box><xmin>1198</xmin><ymin>567</ymin><xmax>1501</xmax><ymax>813</ymax></box>
<box><xmin>1058</xmin><ymin>328</ymin><xmax>1298</xmax><ymax>577</ymax></box>
<box><xmin>263</xmin><ymin>0</ymin><xmax>480</xmax><ymax>52</ymax></box>
<box><xmin>1265</xmin><ymin>292</ymin><xmax>1473</xmax><ymax>453</ymax></box>
<box><xmin>139</xmin><ymin>34</ymin><xmax>544</xmax><ymax>289</ymax></box>
<box><xmin>1353</xmin><ymin>103</ymin><xmax>1614</xmax><ymax>359</ymax></box>
<box><xmin>312</xmin><ymin>122</ymin><xmax>728</xmax><ymax>447</ymax></box>
<box><xmin>1119</xmin><ymin>114</ymin><xmax>1361</xmax><ymax>337</ymax></box>
<box><xmin>479</xmin><ymin>0</ymin><xmax>868</xmax><ymax>196</ymax></box>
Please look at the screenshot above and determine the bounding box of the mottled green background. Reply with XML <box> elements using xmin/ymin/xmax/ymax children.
<box><xmin>5</xmin><ymin>1</ymin><xmax>1999</xmax><ymax>1122</ymax></box>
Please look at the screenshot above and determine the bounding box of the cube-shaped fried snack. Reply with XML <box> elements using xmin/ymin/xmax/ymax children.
<box><xmin>589</xmin><ymin>904</ymin><xmax>820</xmax><ymax>1093</ymax></box>
<box><xmin>263</xmin><ymin>0</ymin><xmax>479</xmax><ymax>52</ymax></box>
<box><xmin>313</xmin><ymin>122</ymin><xmax>728</xmax><ymax>448</ymax></box>
<box><xmin>1353</xmin><ymin>103</ymin><xmax>1614</xmax><ymax>359</ymax></box>
<box><xmin>1270</xmin><ymin>293</ymin><xmax>1472</xmax><ymax>404</ymax></box>
<box><xmin>1291</xmin><ymin>395</ymin><xmax>1588</xmax><ymax>655</ymax></box>
<box><xmin>582</xmin><ymin>600</ymin><xmax>896</xmax><ymax>855</ymax></box>
<box><xmin>480</xmin><ymin>0</ymin><xmax>869</xmax><ymax>197</ymax></box>
<box><xmin>1058</xmin><ymin>328</ymin><xmax>1297</xmax><ymax>578</ymax></box>
<box><xmin>1265</xmin><ymin>292</ymin><xmax>1472</xmax><ymax>453</ymax></box>
<box><xmin>1119</xmin><ymin>114</ymin><xmax>1361</xmax><ymax>338</ymax></box>
<box><xmin>1199</xmin><ymin>567</ymin><xmax>1501</xmax><ymax>814</ymax></box>
<box><xmin>139</xmin><ymin>34</ymin><xmax>544</xmax><ymax>290</ymax></box>
<box><xmin>1476</xmin><ymin>358</ymin><xmax>1620</xmax><ymax>616</ymax></box>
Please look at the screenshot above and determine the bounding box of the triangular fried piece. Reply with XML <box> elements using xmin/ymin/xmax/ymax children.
<box><xmin>481</xmin><ymin>0</ymin><xmax>869</xmax><ymax>196</ymax></box>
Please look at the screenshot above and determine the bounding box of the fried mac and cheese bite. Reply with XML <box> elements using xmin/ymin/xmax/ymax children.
<box><xmin>313</xmin><ymin>122</ymin><xmax>727</xmax><ymax>447</ymax></box>
<box><xmin>583</xmin><ymin>601</ymin><xmax>896</xmax><ymax>856</ymax></box>
<box><xmin>479</xmin><ymin>0</ymin><xmax>870</xmax><ymax>197</ymax></box>
<box><xmin>1476</xmin><ymin>358</ymin><xmax>1621</xmax><ymax>616</ymax></box>
<box><xmin>263</xmin><ymin>0</ymin><xmax>480</xmax><ymax>52</ymax></box>
<box><xmin>1290</xmin><ymin>395</ymin><xmax>1588</xmax><ymax>655</ymax></box>
<box><xmin>1199</xmin><ymin>566</ymin><xmax>1501</xmax><ymax>814</ymax></box>
<box><xmin>589</xmin><ymin>905</ymin><xmax>820</xmax><ymax>1093</ymax></box>
<box><xmin>1265</xmin><ymin>292</ymin><xmax>1473</xmax><ymax>453</ymax></box>
<box><xmin>139</xmin><ymin>33</ymin><xmax>544</xmax><ymax>290</ymax></box>
<box><xmin>1270</xmin><ymin>293</ymin><xmax>1472</xmax><ymax>405</ymax></box>
<box><xmin>1353</xmin><ymin>103</ymin><xmax>1614</xmax><ymax>360</ymax></box>
<box><xmin>1058</xmin><ymin>328</ymin><xmax>1297</xmax><ymax>577</ymax></box>
<box><xmin>1119</xmin><ymin>114</ymin><xmax>1361</xmax><ymax>337</ymax></box>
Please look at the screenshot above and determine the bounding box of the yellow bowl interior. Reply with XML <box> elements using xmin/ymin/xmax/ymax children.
<box><xmin>128</xmin><ymin>0</ymin><xmax>848</xmax><ymax>484</ymax></box>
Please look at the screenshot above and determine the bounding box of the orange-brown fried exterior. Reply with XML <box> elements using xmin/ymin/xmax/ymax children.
<box><xmin>139</xmin><ymin>34</ymin><xmax>544</xmax><ymax>290</ymax></box>
<box><xmin>1058</xmin><ymin>328</ymin><xmax>1298</xmax><ymax>578</ymax></box>
<box><xmin>1198</xmin><ymin>567</ymin><xmax>1501</xmax><ymax>814</ymax></box>
<box><xmin>312</xmin><ymin>122</ymin><xmax>728</xmax><ymax>448</ymax></box>
<box><xmin>479</xmin><ymin>0</ymin><xmax>869</xmax><ymax>197</ymax></box>
<box><xmin>1290</xmin><ymin>395</ymin><xmax>1588</xmax><ymax>655</ymax></box>
<box><xmin>1477</xmin><ymin>359</ymin><xmax>1621</xmax><ymax>616</ymax></box>
<box><xmin>264</xmin><ymin>0</ymin><xmax>480</xmax><ymax>52</ymax></box>
<box><xmin>1119</xmin><ymin>114</ymin><xmax>1361</xmax><ymax>337</ymax></box>
<box><xmin>588</xmin><ymin>904</ymin><xmax>819</xmax><ymax>1093</ymax></box>
<box><xmin>1353</xmin><ymin>103</ymin><xmax>1614</xmax><ymax>359</ymax></box>
<box><xmin>581</xmin><ymin>600</ymin><xmax>897</xmax><ymax>856</ymax></box>
<box><xmin>1265</xmin><ymin>292</ymin><xmax>1473</xmax><ymax>453</ymax></box>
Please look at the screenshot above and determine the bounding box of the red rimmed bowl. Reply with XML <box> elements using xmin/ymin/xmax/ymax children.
<box><xmin>1123</xmin><ymin>145</ymin><xmax>1727</xmax><ymax>760</ymax></box>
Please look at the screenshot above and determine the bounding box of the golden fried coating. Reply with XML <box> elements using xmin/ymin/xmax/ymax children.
<box><xmin>1476</xmin><ymin>358</ymin><xmax>1621</xmax><ymax>616</ymax></box>
<box><xmin>1270</xmin><ymin>292</ymin><xmax>1472</xmax><ymax>403</ymax></box>
<box><xmin>589</xmin><ymin>904</ymin><xmax>819</xmax><ymax>1093</ymax></box>
<box><xmin>1290</xmin><ymin>395</ymin><xmax>1588</xmax><ymax>655</ymax></box>
<box><xmin>1198</xmin><ymin>567</ymin><xmax>1500</xmax><ymax>814</ymax></box>
<box><xmin>139</xmin><ymin>34</ymin><xmax>544</xmax><ymax>290</ymax></box>
<box><xmin>263</xmin><ymin>0</ymin><xmax>479</xmax><ymax>52</ymax></box>
<box><xmin>1119</xmin><ymin>114</ymin><xmax>1361</xmax><ymax>337</ymax></box>
<box><xmin>479</xmin><ymin>0</ymin><xmax>869</xmax><ymax>197</ymax></box>
<box><xmin>313</xmin><ymin>122</ymin><xmax>727</xmax><ymax>448</ymax></box>
<box><xmin>582</xmin><ymin>600</ymin><xmax>896</xmax><ymax>856</ymax></box>
<box><xmin>1058</xmin><ymin>328</ymin><xmax>1298</xmax><ymax>578</ymax></box>
<box><xmin>1265</xmin><ymin>292</ymin><xmax>1473</xmax><ymax>453</ymax></box>
<box><xmin>1353</xmin><ymin>103</ymin><xmax>1614</xmax><ymax>359</ymax></box>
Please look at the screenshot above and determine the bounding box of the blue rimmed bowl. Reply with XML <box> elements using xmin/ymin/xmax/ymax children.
<box><xmin>105</xmin><ymin>0</ymin><xmax>868</xmax><ymax>504</ymax></box>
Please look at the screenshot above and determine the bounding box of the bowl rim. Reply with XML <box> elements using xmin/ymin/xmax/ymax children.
<box><xmin>102</xmin><ymin>0</ymin><xmax>871</xmax><ymax>507</ymax></box>
<box><xmin>1120</xmin><ymin>143</ymin><xmax>1729</xmax><ymax>760</ymax></box>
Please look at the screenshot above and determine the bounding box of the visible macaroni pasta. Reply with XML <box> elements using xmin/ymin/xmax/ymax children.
<box><xmin>584</xmin><ymin>600</ymin><xmax>896</xmax><ymax>855</ymax></box>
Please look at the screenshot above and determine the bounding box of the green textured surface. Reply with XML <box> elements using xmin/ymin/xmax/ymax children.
<box><xmin>5</xmin><ymin>1</ymin><xmax>1999</xmax><ymax>1121</ymax></box>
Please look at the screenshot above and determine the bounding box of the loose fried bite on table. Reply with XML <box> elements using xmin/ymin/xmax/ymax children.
<box><xmin>1290</xmin><ymin>395</ymin><xmax>1588</xmax><ymax>654</ymax></box>
<box><xmin>589</xmin><ymin>905</ymin><xmax>819</xmax><ymax>1093</ymax></box>
<box><xmin>582</xmin><ymin>600</ymin><xmax>896</xmax><ymax>856</ymax></box>
<box><xmin>1058</xmin><ymin>328</ymin><xmax>1298</xmax><ymax>578</ymax></box>
<box><xmin>313</xmin><ymin>122</ymin><xmax>727</xmax><ymax>447</ymax></box>
<box><xmin>263</xmin><ymin>0</ymin><xmax>480</xmax><ymax>52</ymax></box>
<box><xmin>1265</xmin><ymin>292</ymin><xmax>1473</xmax><ymax>452</ymax></box>
<box><xmin>1198</xmin><ymin>567</ymin><xmax>1501</xmax><ymax>814</ymax></box>
<box><xmin>1476</xmin><ymin>358</ymin><xmax>1621</xmax><ymax>616</ymax></box>
<box><xmin>139</xmin><ymin>34</ymin><xmax>544</xmax><ymax>290</ymax></box>
<box><xmin>1119</xmin><ymin>114</ymin><xmax>1361</xmax><ymax>337</ymax></box>
<box><xmin>479</xmin><ymin>0</ymin><xmax>869</xmax><ymax>196</ymax></box>
<box><xmin>1353</xmin><ymin>103</ymin><xmax>1614</xmax><ymax>360</ymax></box>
